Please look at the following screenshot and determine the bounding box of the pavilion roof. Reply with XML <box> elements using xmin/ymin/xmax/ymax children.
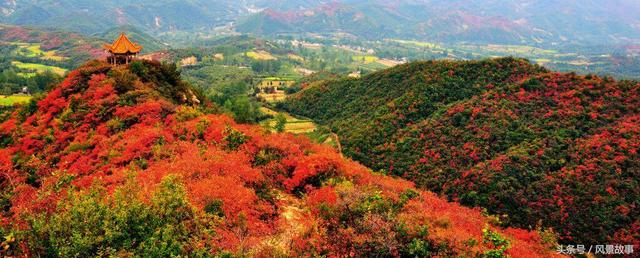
<box><xmin>103</xmin><ymin>33</ymin><xmax>142</xmax><ymax>54</ymax></box>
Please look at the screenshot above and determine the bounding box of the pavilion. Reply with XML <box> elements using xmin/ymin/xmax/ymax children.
<box><xmin>103</xmin><ymin>33</ymin><xmax>142</xmax><ymax>65</ymax></box>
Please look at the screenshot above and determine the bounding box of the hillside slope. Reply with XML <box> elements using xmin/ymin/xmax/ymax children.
<box><xmin>0</xmin><ymin>24</ymin><xmax>106</xmax><ymax>63</ymax></box>
<box><xmin>0</xmin><ymin>0</ymin><xmax>246</xmax><ymax>34</ymax></box>
<box><xmin>284</xmin><ymin>57</ymin><xmax>640</xmax><ymax>245</ymax></box>
<box><xmin>0</xmin><ymin>60</ymin><xmax>559</xmax><ymax>257</ymax></box>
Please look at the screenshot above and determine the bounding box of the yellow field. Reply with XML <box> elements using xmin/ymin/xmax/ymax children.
<box><xmin>352</xmin><ymin>55</ymin><xmax>379</xmax><ymax>63</ymax></box>
<box><xmin>0</xmin><ymin>95</ymin><xmax>32</xmax><ymax>106</ymax></box>
<box><xmin>287</xmin><ymin>54</ymin><xmax>304</xmax><ymax>61</ymax></box>
<box><xmin>257</xmin><ymin>92</ymin><xmax>287</xmax><ymax>103</ymax></box>
<box><xmin>246</xmin><ymin>51</ymin><xmax>277</xmax><ymax>60</ymax></box>
<box><xmin>11</xmin><ymin>61</ymin><xmax>67</xmax><ymax>76</ymax></box>
<box><xmin>7</xmin><ymin>42</ymin><xmax>66</xmax><ymax>61</ymax></box>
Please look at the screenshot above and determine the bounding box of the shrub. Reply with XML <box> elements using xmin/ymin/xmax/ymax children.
<box><xmin>23</xmin><ymin>176</ymin><xmax>211</xmax><ymax>257</ymax></box>
<box><xmin>222</xmin><ymin>125</ymin><xmax>249</xmax><ymax>151</ymax></box>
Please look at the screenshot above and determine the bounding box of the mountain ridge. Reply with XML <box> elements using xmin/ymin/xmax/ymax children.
<box><xmin>0</xmin><ymin>59</ymin><xmax>560</xmax><ymax>257</ymax></box>
<box><xmin>2</xmin><ymin>1</ymin><xmax>640</xmax><ymax>46</ymax></box>
<box><xmin>284</xmin><ymin>57</ymin><xmax>640</xmax><ymax>245</ymax></box>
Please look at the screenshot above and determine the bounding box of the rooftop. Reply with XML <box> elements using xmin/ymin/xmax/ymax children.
<box><xmin>103</xmin><ymin>33</ymin><xmax>142</xmax><ymax>55</ymax></box>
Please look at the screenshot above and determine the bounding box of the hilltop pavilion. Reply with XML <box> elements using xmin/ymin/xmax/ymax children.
<box><xmin>103</xmin><ymin>33</ymin><xmax>142</xmax><ymax>65</ymax></box>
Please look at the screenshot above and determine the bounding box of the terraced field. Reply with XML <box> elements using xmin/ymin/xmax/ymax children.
<box><xmin>11</xmin><ymin>61</ymin><xmax>67</xmax><ymax>76</ymax></box>
<box><xmin>7</xmin><ymin>42</ymin><xmax>66</xmax><ymax>61</ymax></box>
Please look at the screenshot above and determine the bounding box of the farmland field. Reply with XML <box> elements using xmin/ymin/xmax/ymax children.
<box><xmin>0</xmin><ymin>95</ymin><xmax>32</xmax><ymax>106</ymax></box>
<box><xmin>260</xmin><ymin>107</ymin><xmax>317</xmax><ymax>134</ymax></box>
<box><xmin>11</xmin><ymin>61</ymin><xmax>67</xmax><ymax>75</ymax></box>
<box><xmin>389</xmin><ymin>39</ymin><xmax>444</xmax><ymax>49</ymax></box>
<box><xmin>246</xmin><ymin>51</ymin><xmax>277</xmax><ymax>60</ymax></box>
<box><xmin>352</xmin><ymin>55</ymin><xmax>379</xmax><ymax>63</ymax></box>
<box><xmin>257</xmin><ymin>92</ymin><xmax>286</xmax><ymax>102</ymax></box>
<box><xmin>7</xmin><ymin>42</ymin><xmax>66</xmax><ymax>61</ymax></box>
<box><xmin>287</xmin><ymin>53</ymin><xmax>304</xmax><ymax>61</ymax></box>
<box><xmin>482</xmin><ymin>44</ymin><xmax>558</xmax><ymax>55</ymax></box>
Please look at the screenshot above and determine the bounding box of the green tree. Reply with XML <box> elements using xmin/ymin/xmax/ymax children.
<box><xmin>274</xmin><ymin>113</ymin><xmax>287</xmax><ymax>132</ymax></box>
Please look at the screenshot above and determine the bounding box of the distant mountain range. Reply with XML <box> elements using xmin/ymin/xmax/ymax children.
<box><xmin>1</xmin><ymin>0</ymin><xmax>640</xmax><ymax>46</ymax></box>
<box><xmin>0</xmin><ymin>0</ymin><xmax>249</xmax><ymax>34</ymax></box>
<box><xmin>237</xmin><ymin>0</ymin><xmax>640</xmax><ymax>46</ymax></box>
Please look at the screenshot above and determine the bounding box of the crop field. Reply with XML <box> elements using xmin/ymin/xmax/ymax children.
<box><xmin>287</xmin><ymin>54</ymin><xmax>304</xmax><ymax>61</ymax></box>
<box><xmin>376</xmin><ymin>59</ymin><xmax>405</xmax><ymax>67</ymax></box>
<box><xmin>459</xmin><ymin>44</ymin><xmax>558</xmax><ymax>57</ymax></box>
<box><xmin>257</xmin><ymin>92</ymin><xmax>287</xmax><ymax>102</ymax></box>
<box><xmin>11</xmin><ymin>61</ymin><xmax>67</xmax><ymax>75</ymax></box>
<box><xmin>352</xmin><ymin>55</ymin><xmax>379</xmax><ymax>63</ymax></box>
<box><xmin>260</xmin><ymin>107</ymin><xmax>317</xmax><ymax>134</ymax></box>
<box><xmin>0</xmin><ymin>95</ymin><xmax>32</xmax><ymax>106</ymax></box>
<box><xmin>8</xmin><ymin>42</ymin><xmax>66</xmax><ymax>61</ymax></box>
<box><xmin>246</xmin><ymin>51</ymin><xmax>277</xmax><ymax>60</ymax></box>
<box><xmin>390</xmin><ymin>39</ymin><xmax>444</xmax><ymax>49</ymax></box>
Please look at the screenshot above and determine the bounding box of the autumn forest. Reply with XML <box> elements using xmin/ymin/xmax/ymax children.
<box><xmin>1</xmin><ymin>0</ymin><xmax>640</xmax><ymax>257</ymax></box>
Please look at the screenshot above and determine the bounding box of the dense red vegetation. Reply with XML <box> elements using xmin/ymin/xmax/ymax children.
<box><xmin>394</xmin><ymin>72</ymin><xmax>640</xmax><ymax>245</ymax></box>
<box><xmin>0</xmin><ymin>60</ymin><xmax>560</xmax><ymax>256</ymax></box>
<box><xmin>285</xmin><ymin>58</ymin><xmax>640</xmax><ymax>245</ymax></box>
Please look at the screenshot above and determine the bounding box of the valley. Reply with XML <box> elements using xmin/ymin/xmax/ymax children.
<box><xmin>0</xmin><ymin>1</ymin><xmax>639</xmax><ymax>256</ymax></box>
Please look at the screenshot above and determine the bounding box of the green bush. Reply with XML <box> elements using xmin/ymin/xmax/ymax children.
<box><xmin>223</xmin><ymin>125</ymin><xmax>249</xmax><ymax>151</ymax></box>
<box><xmin>23</xmin><ymin>176</ymin><xmax>212</xmax><ymax>257</ymax></box>
<box><xmin>482</xmin><ymin>227</ymin><xmax>510</xmax><ymax>258</ymax></box>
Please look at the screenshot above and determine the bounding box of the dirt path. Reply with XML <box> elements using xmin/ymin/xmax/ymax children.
<box><xmin>251</xmin><ymin>192</ymin><xmax>309</xmax><ymax>256</ymax></box>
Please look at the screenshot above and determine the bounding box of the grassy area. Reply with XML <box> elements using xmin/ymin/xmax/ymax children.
<box><xmin>287</xmin><ymin>54</ymin><xmax>304</xmax><ymax>61</ymax></box>
<box><xmin>11</xmin><ymin>61</ymin><xmax>67</xmax><ymax>76</ymax></box>
<box><xmin>485</xmin><ymin>44</ymin><xmax>557</xmax><ymax>55</ymax></box>
<box><xmin>17</xmin><ymin>72</ymin><xmax>37</xmax><ymax>78</ymax></box>
<box><xmin>7</xmin><ymin>42</ymin><xmax>66</xmax><ymax>61</ymax></box>
<box><xmin>460</xmin><ymin>44</ymin><xmax>558</xmax><ymax>56</ymax></box>
<box><xmin>0</xmin><ymin>95</ymin><xmax>32</xmax><ymax>106</ymax></box>
<box><xmin>352</xmin><ymin>55</ymin><xmax>379</xmax><ymax>63</ymax></box>
<box><xmin>390</xmin><ymin>39</ymin><xmax>443</xmax><ymax>49</ymax></box>
<box><xmin>359</xmin><ymin>62</ymin><xmax>389</xmax><ymax>72</ymax></box>
<box><xmin>246</xmin><ymin>51</ymin><xmax>277</xmax><ymax>60</ymax></box>
<box><xmin>376</xmin><ymin>59</ymin><xmax>405</xmax><ymax>67</ymax></box>
<box><xmin>260</xmin><ymin>107</ymin><xmax>317</xmax><ymax>134</ymax></box>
